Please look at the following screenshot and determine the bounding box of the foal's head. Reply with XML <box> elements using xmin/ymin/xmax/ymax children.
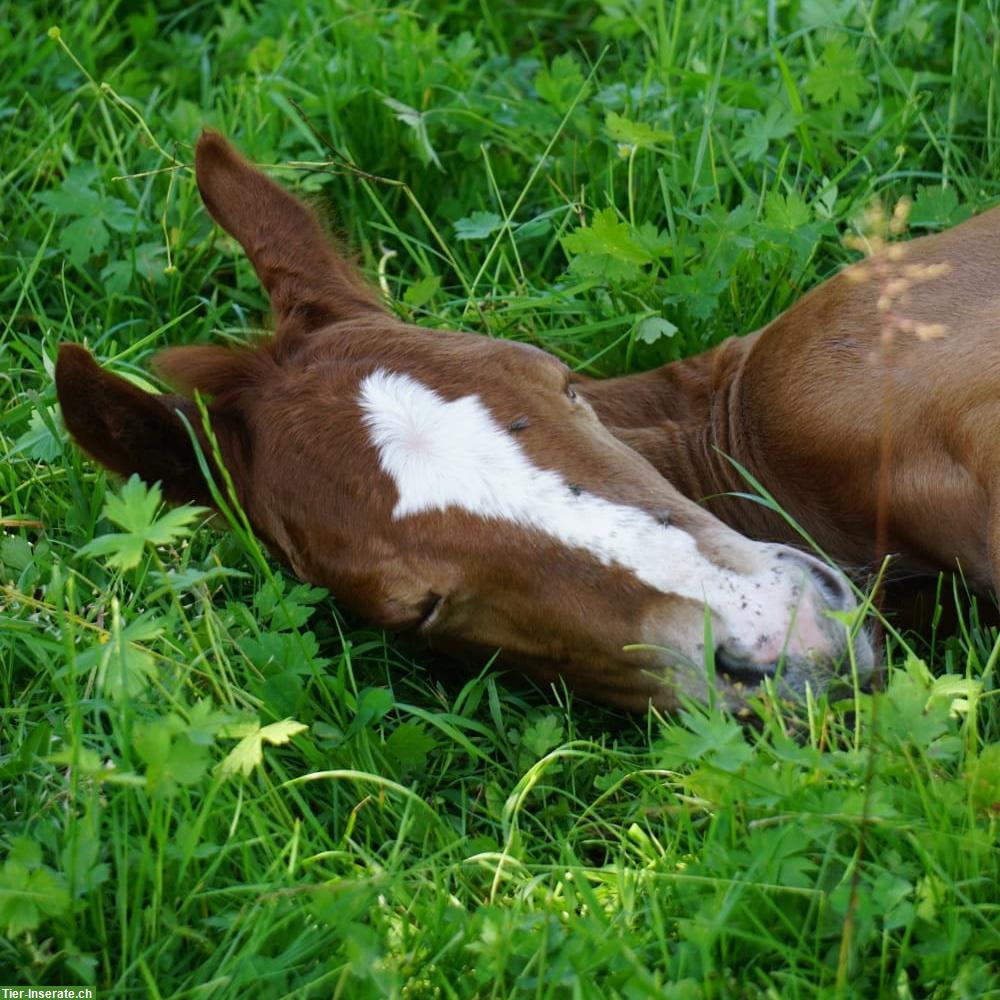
<box><xmin>56</xmin><ymin>131</ymin><xmax>872</xmax><ymax>712</ymax></box>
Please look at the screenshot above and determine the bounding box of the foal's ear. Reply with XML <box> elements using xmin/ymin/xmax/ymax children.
<box><xmin>194</xmin><ymin>130</ymin><xmax>385</xmax><ymax>341</ymax></box>
<box><xmin>55</xmin><ymin>344</ymin><xmax>231</xmax><ymax>507</ymax></box>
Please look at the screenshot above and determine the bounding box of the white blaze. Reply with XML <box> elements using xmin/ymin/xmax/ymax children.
<box><xmin>357</xmin><ymin>369</ymin><xmax>803</xmax><ymax>628</ymax></box>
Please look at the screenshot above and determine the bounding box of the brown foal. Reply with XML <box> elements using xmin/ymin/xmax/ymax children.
<box><xmin>55</xmin><ymin>132</ymin><xmax>870</xmax><ymax>713</ymax></box>
<box><xmin>583</xmin><ymin>205</ymin><xmax>1000</xmax><ymax>605</ymax></box>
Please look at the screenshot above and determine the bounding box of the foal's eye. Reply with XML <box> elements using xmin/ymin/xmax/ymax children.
<box><xmin>565</xmin><ymin>383</ymin><xmax>578</xmax><ymax>401</ymax></box>
<box><xmin>416</xmin><ymin>593</ymin><xmax>445</xmax><ymax>633</ymax></box>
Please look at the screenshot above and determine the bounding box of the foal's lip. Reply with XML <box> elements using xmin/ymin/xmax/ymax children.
<box><xmin>715</xmin><ymin>646</ymin><xmax>773</xmax><ymax>687</ymax></box>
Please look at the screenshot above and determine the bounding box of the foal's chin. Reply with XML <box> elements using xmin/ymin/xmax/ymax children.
<box><xmin>649</xmin><ymin>641</ymin><xmax>875</xmax><ymax>714</ymax></box>
<box><xmin>635</xmin><ymin>599</ymin><xmax>875</xmax><ymax>713</ymax></box>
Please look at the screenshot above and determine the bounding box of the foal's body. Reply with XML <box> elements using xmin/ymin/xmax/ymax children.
<box><xmin>583</xmin><ymin>206</ymin><xmax>1000</xmax><ymax>596</ymax></box>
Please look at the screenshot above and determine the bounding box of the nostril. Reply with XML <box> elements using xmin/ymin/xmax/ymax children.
<box><xmin>778</xmin><ymin>549</ymin><xmax>854</xmax><ymax>611</ymax></box>
<box><xmin>806</xmin><ymin>560</ymin><xmax>854</xmax><ymax>610</ymax></box>
<box><xmin>715</xmin><ymin>645</ymin><xmax>774</xmax><ymax>686</ymax></box>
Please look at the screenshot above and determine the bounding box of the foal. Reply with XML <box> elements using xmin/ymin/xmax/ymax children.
<box><xmin>56</xmin><ymin>131</ymin><xmax>871</xmax><ymax>713</ymax></box>
<box><xmin>583</xmin><ymin>204</ymin><xmax>1000</xmax><ymax>604</ymax></box>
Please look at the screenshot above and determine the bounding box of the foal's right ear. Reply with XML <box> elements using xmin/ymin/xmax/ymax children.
<box><xmin>194</xmin><ymin>130</ymin><xmax>385</xmax><ymax>342</ymax></box>
<box><xmin>55</xmin><ymin>344</ymin><xmax>225</xmax><ymax>507</ymax></box>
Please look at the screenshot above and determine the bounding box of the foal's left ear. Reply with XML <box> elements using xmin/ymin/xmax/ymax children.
<box><xmin>55</xmin><ymin>344</ymin><xmax>236</xmax><ymax>507</ymax></box>
<box><xmin>194</xmin><ymin>130</ymin><xmax>386</xmax><ymax>342</ymax></box>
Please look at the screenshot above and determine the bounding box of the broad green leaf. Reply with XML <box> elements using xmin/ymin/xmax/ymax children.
<box><xmin>134</xmin><ymin>720</ymin><xmax>211</xmax><ymax>794</ymax></box>
<box><xmin>534</xmin><ymin>53</ymin><xmax>587</xmax><ymax>110</ymax></box>
<box><xmin>218</xmin><ymin>718</ymin><xmax>307</xmax><ymax>777</ymax></box>
<box><xmin>631</xmin><ymin>221</ymin><xmax>673</xmax><ymax>260</ymax></box>
<box><xmin>102</xmin><ymin>196</ymin><xmax>137</xmax><ymax>233</ymax></box>
<box><xmin>1</xmin><ymin>535</ymin><xmax>34</xmax><ymax>573</ymax></box>
<box><xmin>102</xmin><ymin>259</ymin><xmax>135</xmax><ymax>295</ymax></box>
<box><xmin>103</xmin><ymin>475</ymin><xmax>165</xmax><ymax>533</ymax></box>
<box><xmin>101</xmin><ymin>242</ymin><xmax>167</xmax><ymax>293</ymax></box>
<box><xmin>874</xmin><ymin>869</ymin><xmax>916</xmax><ymax>932</ymax></box>
<box><xmin>219</xmin><ymin>733</ymin><xmax>263</xmax><ymax>777</ymax></box>
<box><xmin>271</xmin><ymin>583</ymin><xmax>327</xmax><ymax>631</ymax></box>
<box><xmin>61</xmin><ymin>216</ymin><xmax>109</xmax><ymax>267</ymax></box>
<box><xmin>927</xmin><ymin>673</ymin><xmax>982</xmax><ymax>716</ymax></box>
<box><xmin>8</xmin><ymin>838</ymin><xmax>41</xmax><ymax>870</ymax></box>
<box><xmin>753</xmin><ymin>191</ymin><xmax>826</xmax><ymax>267</ymax></box>
<box><xmin>258</xmin><ymin>669</ymin><xmax>305</xmax><ymax>717</ymax></box>
<box><xmin>916</xmin><ymin>874</ymin><xmax>946</xmax><ymax>923</ymax></box>
<box><xmin>878</xmin><ymin>655</ymin><xmax>955</xmax><ymax>749</ymax></box>
<box><xmin>662</xmin><ymin>272</ymin><xmax>729</xmax><ymax>320</ymax></box>
<box><xmin>99</xmin><ymin>638</ymin><xmax>154</xmax><ymax>700</ymax></box>
<box><xmin>11</xmin><ymin>408</ymin><xmax>63</xmax><ymax>461</ymax></box>
<box><xmin>657</xmin><ymin>710</ymin><xmax>753</xmax><ymax>773</ymax></box>
<box><xmin>520</xmin><ymin>714</ymin><xmax>563</xmax><ymax>758</ymax></box>
<box><xmin>566</xmin><ymin>251</ymin><xmax>644</xmax><ymax>283</ymax></box>
<box><xmin>252</xmin><ymin>578</ymin><xmax>327</xmax><ymax>631</ymax></box>
<box><xmin>386</xmin><ymin>722</ymin><xmax>437</xmax><ymax>771</ymax></box>
<box><xmin>219</xmin><ymin>719</ymin><xmax>261</xmax><ymax>739</ymax></box>
<box><xmin>34</xmin><ymin>163</ymin><xmax>102</xmax><ymax>216</ymax></box>
<box><xmin>259</xmin><ymin>719</ymin><xmax>308</xmax><ymax>745</ymax></box>
<box><xmin>563</xmin><ymin>209</ymin><xmax>651</xmax><ymax>265</ymax></box>
<box><xmin>72</xmin><ymin>609</ymin><xmax>164</xmax><ymax>700</ymax></box>
<box><xmin>763</xmin><ymin>190</ymin><xmax>811</xmax><ymax>230</ymax></box>
<box><xmin>909</xmin><ymin>185</ymin><xmax>972</xmax><ymax>228</ymax></box>
<box><xmin>247</xmin><ymin>34</ymin><xmax>288</xmax><ymax>74</ymax></box>
<box><xmin>36</xmin><ymin>186</ymin><xmax>102</xmax><ymax>216</ymax></box>
<box><xmin>0</xmin><ymin>859</ymin><xmax>70</xmax><ymax>937</ymax></box>
<box><xmin>806</xmin><ymin>40</ymin><xmax>870</xmax><ymax>111</ymax></box>
<box><xmin>605</xmin><ymin>111</ymin><xmax>672</xmax><ymax>147</ymax></box>
<box><xmin>454</xmin><ymin>211</ymin><xmax>503</xmax><ymax>240</ymax></box>
<box><xmin>162</xmin><ymin>736</ymin><xmax>210</xmax><ymax>789</ymax></box>
<box><xmin>348</xmin><ymin>687</ymin><xmax>395</xmax><ymax>736</ymax></box>
<box><xmin>145</xmin><ymin>505</ymin><xmax>209</xmax><ymax>547</ymax></box>
<box><xmin>79</xmin><ymin>532</ymin><xmax>145</xmax><ymax>570</ymax></box>
<box><xmin>635</xmin><ymin>315</ymin><xmax>678</xmax><ymax>344</ymax></box>
<box><xmin>239</xmin><ymin>629</ymin><xmax>329</xmax><ymax>674</ymax></box>
<box><xmin>133</xmin><ymin>719</ymin><xmax>171</xmax><ymax>769</ymax></box>
<box><xmin>187</xmin><ymin>698</ymin><xmax>234</xmax><ymax>745</ymax></box>
<box><xmin>252</xmin><ymin>576</ymin><xmax>285</xmax><ymax>620</ymax></box>
<box><xmin>78</xmin><ymin>475</ymin><xmax>206</xmax><ymax>570</ymax></box>
<box><xmin>732</xmin><ymin>105</ymin><xmax>797</xmax><ymax>162</ymax></box>
<box><xmin>691</xmin><ymin>202</ymin><xmax>754</xmax><ymax>269</ymax></box>
<box><xmin>562</xmin><ymin>208</ymin><xmax>658</xmax><ymax>282</ymax></box>
<box><xmin>404</xmin><ymin>274</ymin><xmax>441</xmax><ymax>308</ymax></box>
<box><xmin>61</xmin><ymin>830</ymin><xmax>109</xmax><ymax>897</ymax></box>
<box><xmin>800</xmin><ymin>0</ymin><xmax>858</xmax><ymax>28</ymax></box>
<box><xmin>815</xmin><ymin>181</ymin><xmax>839</xmax><ymax>219</ymax></box>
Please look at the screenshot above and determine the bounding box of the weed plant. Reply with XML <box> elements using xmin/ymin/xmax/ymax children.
<box><xmin>2</xmin><ymin>1</ymin><xmax>999</xmax><ymax>996</ymax></box>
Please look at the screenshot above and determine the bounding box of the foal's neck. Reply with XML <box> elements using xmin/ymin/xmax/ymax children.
<box><xmin>582</xmin><ymin>332</ymin><xmax>794</xmax><ymax>542</ymax></box>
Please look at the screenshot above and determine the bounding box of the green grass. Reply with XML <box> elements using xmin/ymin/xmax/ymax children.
<box><xmin>2</xmin><ymin>0</ymin><xmax>1000</xmax><ymax>995</ymax></box>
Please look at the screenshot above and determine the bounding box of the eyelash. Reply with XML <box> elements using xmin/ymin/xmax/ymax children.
<box><xmin>417</xmin><ymin>594</ymin><xmax>445</xmax><ymax>632</ymax></box>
